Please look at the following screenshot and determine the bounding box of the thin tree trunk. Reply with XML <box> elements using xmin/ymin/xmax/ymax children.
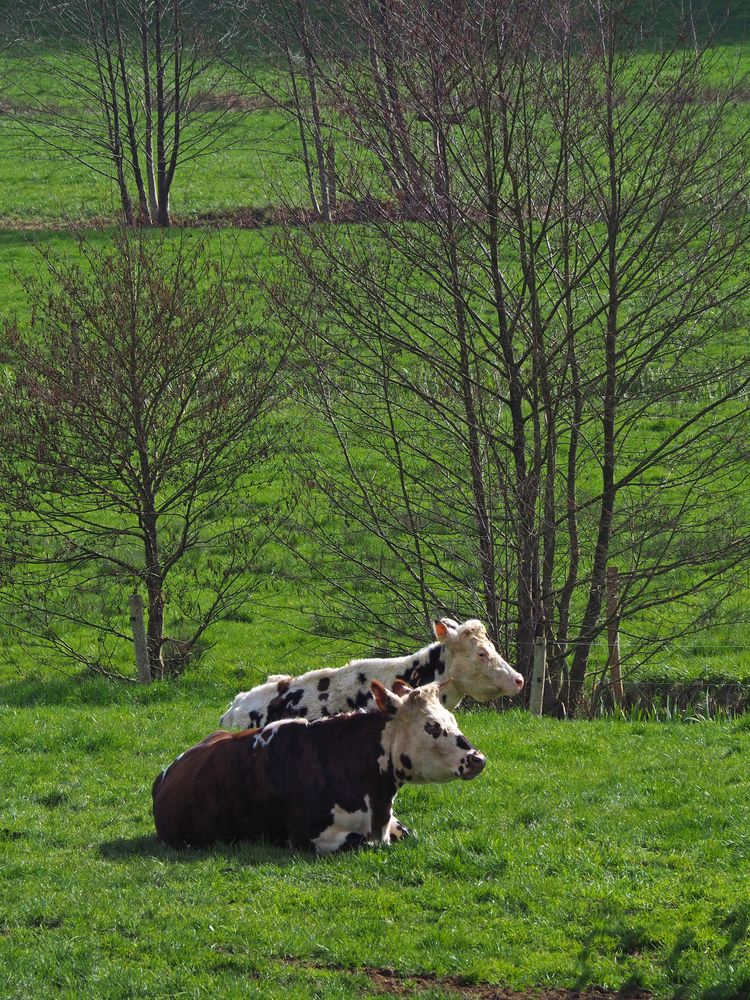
<box><xmin>568</xmin><ymin>39</ymin><xmax>620</xmax><ymax>711</ymax></box>
<box><xmin>112</xmin><ymin>0</ymin><xmax>151</xmax><ymax>223</ymax></box>
<box><xmin>440</xmin><ymin>134</ymin><xmax>500</xmax><ymax>640</ymax></box>
<box><xmin>140</xmin><ymin>0</ymin><xmax>158</xmax><ymax>220</ymax></box>
<box><xmin>294</xmin><ymin>0</ymin><xmax>329</xmax><ymax>221</ymax></box>
<box><xmin>143</xmin><ymin>513</ymin><xmax>166</xmax><ymax>677</ymax></box>
<box><xmin>162</xmin><ymin>0</ymin><xmax>182</xmax><ymax>214</ymax></box>
<box><xmin>374</xmin><ymin>0</ymin><xmax>421</xmax><ymax>199</ymax></box>
<box><xmin>154</xmin><ymin>0</ymin><xmax>169</xmax><ymax>225</ymax></box>
<box><xmin>366</xmin><ymin>9</ymin><xmax>407</xmax><ymax>193</ymax></box>
<box><xmin>482</xmin><ymin>82</ymin><xmax>532</xmax><ymax>676</ymax></box>
<box><xmin>501</xmin><ymin>95</ymin><xmax>541</xmax><ymax>683</ymax></box>
<box><xmin>91</xmin><ymin>1</ymin><xmax>135</xmax><ymax>225</ymax></box>
<box><xmin>284</xmin><ymin>34</ymin><xmax>319</xmax><ymax>214</ymax></box>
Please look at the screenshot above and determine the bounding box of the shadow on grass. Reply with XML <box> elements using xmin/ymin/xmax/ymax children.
<box><xmin>1</xmin><ymin>675</ymin><xmax>157</xmax><ymax>708</ymax></box>
<box><xmin>574</xmin><ymin>916</ymin><xmax>656</xmax><ymax>998</ymax></box>
<box><xmin>0</xmin><ymin>672</ymin><xmax>228</xmax><ymax>709</ymax></box>
<box><xmin>98</xmin><ymin>834</ymin><xmax>309</xmax><ymax>867</ymax></box>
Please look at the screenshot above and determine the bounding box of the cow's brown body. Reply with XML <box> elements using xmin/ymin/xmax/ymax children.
<box><xmin>153</xmin><ymin>713</ymin><xmax>395</xmax><ymax>849</ymax></box>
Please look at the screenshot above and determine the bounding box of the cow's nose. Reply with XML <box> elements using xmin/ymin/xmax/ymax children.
<box><xmin>515</xmin><ymin>675</ymin><xmax>524</xmax><ymax>691</ymax></box>
<box><xmin>463</xmin><ymin>752</ymin><xmax>486</xmax><ymax>778</ymax></box>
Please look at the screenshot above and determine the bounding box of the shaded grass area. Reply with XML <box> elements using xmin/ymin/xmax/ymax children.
<box><xmin>1</xmin><ymin>694</ymin><xmax>750</xmax><ymax>999</ymax></box>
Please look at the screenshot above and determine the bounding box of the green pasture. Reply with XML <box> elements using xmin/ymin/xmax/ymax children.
<box><xmin>2</xmin><ymin>684</ymin><xmax>750</xmax><ymax>1000</ymax></box>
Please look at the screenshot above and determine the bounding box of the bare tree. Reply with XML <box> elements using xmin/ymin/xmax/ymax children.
<box><xmin>7</xmin><ymin>1</ymin><xmax>244</xmax><ymax>225</ymax></box>
<box><xmin>229</xmin><ymin>0</ymin><xmax>338</xmax><ymax>219</ymax></box>
<box><xmin>0</xmin><ymin>229</ymin><xmax>289</xmax><ymax>679</ymax></box>
<box><xmin>267</xmin><ymin>0</ymin><xmax>750</xmax><ymax>713</ymax></box>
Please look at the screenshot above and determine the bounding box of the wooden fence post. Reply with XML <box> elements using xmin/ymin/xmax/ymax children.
<box><xmin>606</xmin><ymin>564</ymin><xmax>624</xmax><ymax>706</ymax></box>
<box><xmin>129</xmin><ymin>593</ymin><xmax>151</xmax><ymax>685</ymax></box>
<box><xmin>327</xmin><ymin>141</ymin><xmax>337</xmax><ymax>211</ymax></box>
<box><xmin>529</xmin><ymin>635</ymin><xmax>546</xmax><ymax>716</ymax></box>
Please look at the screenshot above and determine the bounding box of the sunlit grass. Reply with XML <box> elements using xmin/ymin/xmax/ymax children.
<box><xmin>2</xmin><ymin>695</ymin><xmax>750</xmax><ymax>999</ymax></box>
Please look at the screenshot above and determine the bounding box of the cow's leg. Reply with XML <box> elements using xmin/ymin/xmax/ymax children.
<box><xmin>312</xmin><ymin>826</ymin><xmax>369</xmax><ymax>854</ymax></box>
<box><xmin>388</xmin><ymin>814</ymin><xmax>412</xmax><ymax>841</ymax></box>
<box><xmin>309</xmin><ymin>801</ymin><xmax>373</xmax><ymax>855</ymax></box>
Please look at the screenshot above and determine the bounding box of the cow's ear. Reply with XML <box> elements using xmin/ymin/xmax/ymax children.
<box><xmin>433</xmin><ymin>618</ymin><xmax>459</xmax><ymax>642</ymax></box>
<box><xmin>391</xmin><ymin>679</ymin><xmax>414</xmax><ymax>697</ymax></box>
<box><xmin>371</xmin><ymin>680</ymin><xmax>401</xmax><ymax>715</ymax></box>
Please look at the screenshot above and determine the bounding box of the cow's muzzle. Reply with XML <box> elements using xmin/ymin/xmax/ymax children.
<box><xmin>461</xmin><ymin>751</ymin><xmax>486</xmax><ymax>779</ymax></box>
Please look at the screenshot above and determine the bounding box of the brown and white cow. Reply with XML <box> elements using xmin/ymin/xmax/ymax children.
<box><xmin>153</xmin><ymin>680</ymin><xmax>486</xmax><ymax>852</ymax></box>
<box><xmin>219</xmin><ymin>618</ymin><xmax>524</xmax><ymax>730</ymax></box>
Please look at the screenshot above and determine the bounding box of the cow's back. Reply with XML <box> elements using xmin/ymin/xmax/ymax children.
<box><xmin>220</xmin><ymin>647</ymin><xmax>448</xmax><ymax>729</ymax></box>
<box><xmin>152</xmin><ymin>728</ymin><xmax>287</xmax><ymax>847</ymax></box>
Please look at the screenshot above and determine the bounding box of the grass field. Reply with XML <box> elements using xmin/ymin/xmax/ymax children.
<box><xmin>2</xmin><ymin>682</ymin><xmax>750</xmax><ymax>1000</ymax></box>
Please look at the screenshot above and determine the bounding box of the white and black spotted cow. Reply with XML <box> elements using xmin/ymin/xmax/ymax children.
<box><xmin>220</xmin><ymin>618</ymin><xmax>524</xmax><ymax>730</ymax></box>
<box><xmin>153</xmin><ymin>680</ymin><xmax>486</xmax><ymax>851</ymax></box>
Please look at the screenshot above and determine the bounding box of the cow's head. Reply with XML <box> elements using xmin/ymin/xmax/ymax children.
<box><xmin>433</xmin><ymin>618</ymin><xmax>524</xmax><ymax>700</ymax></box>
<box><xmin>372</xmin><ymin>679</ymin><xmax>486</xmax><ymax>784</ymax></box>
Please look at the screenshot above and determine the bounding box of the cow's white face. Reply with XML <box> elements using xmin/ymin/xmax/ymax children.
<box><xmin>435</xmin><ymin>618</ymin><xmax>524</xmax><ymax>700</ymax></box>
<box><xmin>373</xmin><ymin>680</ymin><xmax>486</xmax><ymax>785</ymax></box>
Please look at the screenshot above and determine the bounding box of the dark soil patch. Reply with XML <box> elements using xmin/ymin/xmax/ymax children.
<box><xmin>190</xmin><ymin>195</ymin><xmax>430</xmax><ymax>229</ymax></box>
<box><xmin>362</xmin><ymin>967</ymin><xmax>649</xmax><ymax>998</ymax></box>
<box><xmin>0</xmin><ymin>196</ymin><xmax>425</xmax><ymax>234</ymax></box>
<box><xmin>474</xmin><ymin>678</ymin><xmax>750</xmax><ymax>718</ymax></box>
<box><xmin>622</xmin><ymin>678</ymin><xmax>750</xmax><ymax>715</ymax></box>
<box><xmin>280</xmin><ymin>958</ymin><xmax>651</xmax><ymax>999</ymax></box>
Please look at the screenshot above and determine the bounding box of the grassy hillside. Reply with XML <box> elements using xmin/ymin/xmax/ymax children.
<box><xmin>1</xmin><ymin>221</ymin><xmax>748</xmax><ymax>691</ymax></box>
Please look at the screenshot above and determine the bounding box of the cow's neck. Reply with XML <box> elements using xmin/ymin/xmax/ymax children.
<box><xmin>397</xmin><ymin>642</ymin><xmax>463</xmax><ymax>710</ymax></box>
<box><xmin>399</xmin><ymin>642</ymin><xmax>448</xmax><ymax>687</ymax></box>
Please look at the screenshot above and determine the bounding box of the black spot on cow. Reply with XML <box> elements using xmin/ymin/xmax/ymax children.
<box><xmin>400</xmin><ymin>753</ymin><xmax>412</xmax><ymax>770</ymax></box>
<box><xmin>298</xmin><ymin>707</ymin><xmax>308</xmax><ymax>717</ymax></box>
<box><xmin>342</xmin><ymin>832</ymin><xmax>368</xmax><ymax>851</ymax></box>
<box><xmin>394</xmin><ymin>768</ymin><xmax>406</xmax><ymax>783</ymax></box>
<box><xmin>400</xmin><ymin>645</ymin><xmax>447</xmax><ymax>688</ymax></box>
<box><xmin>247</xmin><ymin>711</ymin><xmax>262</xmax><ymax>728</ymax></box>
<box><xmin>347</xmin><ymin>690</ymin><xmax>371</xmax><ymax>711</ymax></box>
<box><xmin>357</xmin><ymin>672</ymin><xmax>367</xmax><ymax>685</ymax></box>
<box><xmin>277</xmin><ymin>679</ymin><xmax>290</xmax><ymax>694</ymax></box>
<box><xmin>424</xmin><ymin>721</ymin><xmax>442</xmax><ymax>739</ymax></box>
<box><xmin>456</xmin><ymin>735</ymin><xmax>471</xmax><ymax>750</ymax></box>
<box><xmin>265</xmin><ymin>686</ymin><xmax>306</xmax><ymax>723</ymax></box>
<box><xmin>429</xmin><ymin>644</ymin><xmax>447</xmax><ymax>675</ymax></box>
<box><xmin>321</xmin><ymin>706</ymin><xmax>330</xmax><ymax>716</ymax></box>
<box><xmin>317</xmin><ymin>677</ymin><xmax>330</xmax><ymax>692</ymax></box>
<box><xmin>318</xmin><ymin>691</ymin><xmax>329</xmax><ymax>702</ymax></box>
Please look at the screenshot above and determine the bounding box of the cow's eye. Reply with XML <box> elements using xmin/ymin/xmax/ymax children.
<box><xmin>478</xmin><ymin>651</ymin><xmax>486</xmax><ymax>658</ymax></box>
